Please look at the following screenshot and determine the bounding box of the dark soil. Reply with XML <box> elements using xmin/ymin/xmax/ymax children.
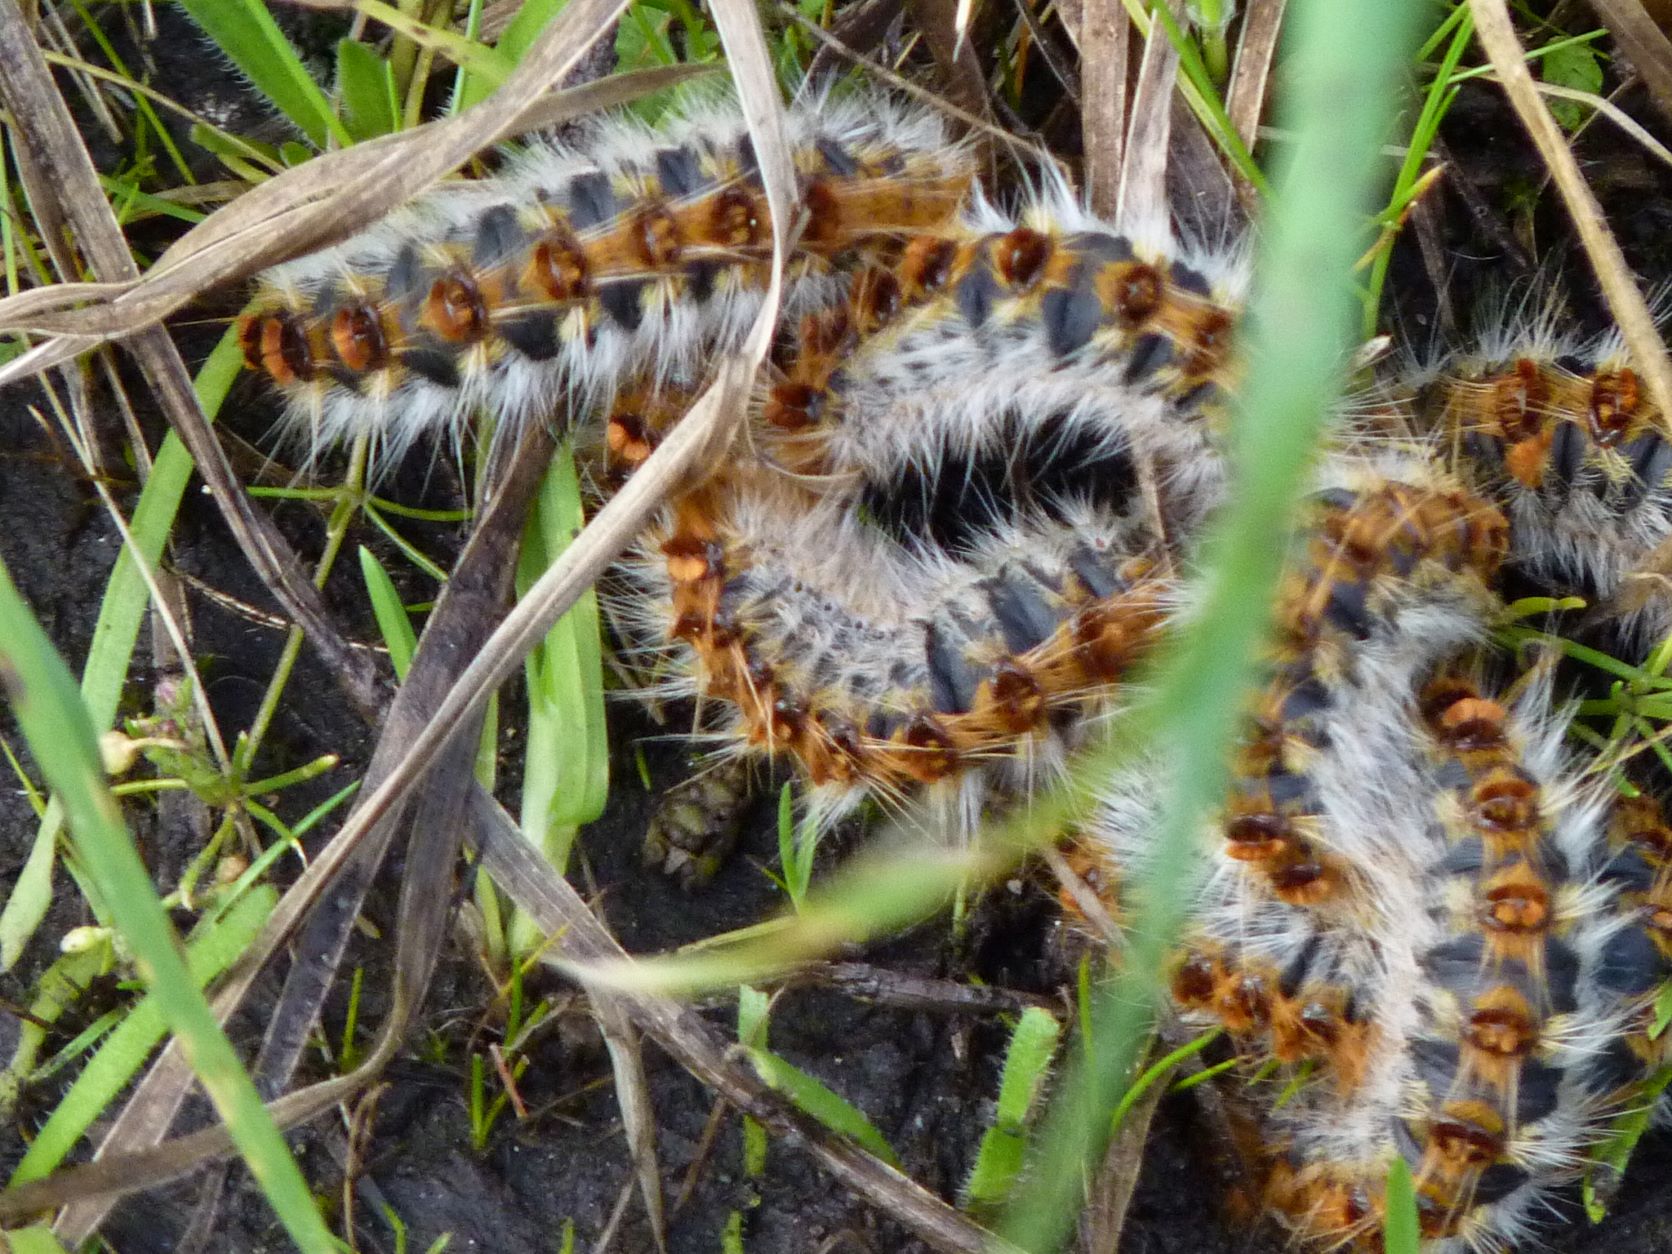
<box><xmin>6</xmin><ymin>7</ymin><xmax>1672</xmax><ymax>1254</ymax></box>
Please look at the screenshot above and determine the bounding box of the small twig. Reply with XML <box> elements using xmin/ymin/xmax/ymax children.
<box><xmin>783</xmin><ymin>962</ymin><xmax>1057</xmax><ymax>1017</ymax></box>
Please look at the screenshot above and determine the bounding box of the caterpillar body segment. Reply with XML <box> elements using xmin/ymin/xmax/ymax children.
<box><xmin>757</xmin><ymin>192</ymin><xmax>1246</xmax><ymax>524</ymax></box>
<box><xmin>237</xmin><ymin>90</ymin><xmax>975</xmax><ymax>463</ymax></box>
<box><xmin>1241</xmin><ymin>678</ymin><xmax>1636</xmax><ymax>1253</ymax></box>
<box><xmin>1397</xmin><ymin>678</ymin><xmax>1622</xmax><ymax>1242</ymax></box>
<box><xmin>628</xmin><ymin>477</ymin><xmax>1171</xmax><ymax>831</ymax></box>
<box><xmin>1414</xmin><ymin>349</ymin><xmax>1672</xmax><ymax>637</ymax></box>
<box><xmin>1589</xmin><ymin>793</ymin><xmax>1672</xmax><ymax>1089</ymax></box>
<box><xmin>1170</xmin><ymin>941</ymin><xmax>1380</xmax><ymax>1091</ymax></box>
<box><xmin>1160</xmin><ymin>475</ymin><xmax>1506</xmax><ymax>1092</ymax></box>
<box><xmin>1215</xmin><ymin>468</ymin><xmax>1508</xmax><ymax>910</ymax></box>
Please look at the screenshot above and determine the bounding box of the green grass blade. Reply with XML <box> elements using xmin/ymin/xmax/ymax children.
<box><xmin>737</xmin><ymin>984</ymin><xmax>771</xmax><ymax>1046</ymax></box>
<box><xmin>1382</xmin><ymin>1157</ymin><xmax>1419</xmax><ymax>1254</ymax></box>
<box><xmin>9</xmin><ymin>885</ymin><xmax>276</xmax><ymax>1184</ymax></box>
<box><xmin>0</xmin><ymin>562</ymin><xmax>335</xmax><ymax>1250</ymax></box>
<box><xmin>5</xmin><ymin>1226</ymin><xmax>72</xmax><ymax>1253</ymax></box>
<box><xmin>176</xmin><ymin>0</ymin><xmax>349</xmax><ymax>149</ymax></box>
<box><xmin>453</xmin><ymin>0</ymin><xmax>568</xmax><ymax>112</ymax></box>
<box><xmin>0</xmin><ymin>945</ymin><xmax>110</xmax><ymax>1116</ymax></box>
<box><xmin>744</xmin><ymin>1047</ymin><xmax>900</xmax><ymax>1168</ymax></box>
<box><xmin>0</xmin><ymin>328</ymin><xmax>245</xmax><ymax>971</ymax></box>
<box><xmin>996</xmin><ymin>0</ymin><xmax>1427</xmax><ymax>1247</ymax></box>
<box><xmin>359</xmin><ymin>545</ymin><xmax>419</xmax><ymax>680</ymax></box>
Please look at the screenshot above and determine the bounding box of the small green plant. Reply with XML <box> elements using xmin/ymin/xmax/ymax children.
<box><xmin>768</xmin><ymin>781</ymin><xmax>818</xmax><ymax>909</ymax></box>
<box><xmin>962</xmin><ymin>1007</ymin><xmax>1062</xmax><ymax>1215</ymax></box>
<box><xmin>737</xmin><ymin>985</ymin><xmax>900</xmax><ymax>1168</ymax></box>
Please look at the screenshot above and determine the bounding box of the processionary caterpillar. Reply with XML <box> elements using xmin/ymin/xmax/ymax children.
<box><xmin>236</xmin><ymin>86</ymin><xmax>1672</xmax><ymax>1251</ymax></box>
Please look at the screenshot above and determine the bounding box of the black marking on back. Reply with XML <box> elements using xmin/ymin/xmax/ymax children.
<box><xmin>735</xmin><ymin>133</ymin><xmax>759</xmax><ymax>176</ymax></box>
<box><xmin>815</xmin><ymin>136</ymin><xmax>861</xmax><ymax>177</ymax></box>
<box><xmin>473</xmin><ymin>204</ymin><xmax>524</xmax><ymax>267</ymax></box>
<box><xmin>386</xmin><ymin>243</ymin><xmax>426</xmax><ymax>300</ymax></box>
<box><xmin>1066</xmin><ymin>544</ymin><xmax>1123</xmax><ymax>599</ymax></box>
<box><xmin>499</xmin><ymin>311</ymin><xmax>563</xmax><ymax>362</ymax></box>
<box><xmin>1122</xmin><ymin>333</ymin><xmax>1175</xmax><ymax>384</ymax></box>
<box><xmin>1624</xmin><ymin>433</ymin><xmax>1672</xmax><ymax>509</ymax></box>
<box><xmin>685</xmin><ymin>259</ymin><xmax>720</xmax><ymax>305</ymax></box>
<box><xmin>324</xmin><ymin>365</ymin><xmax>367</xmax><ymax>393</ymax></box>
<box><xmin>924</xmin><ymin>618</ymin><xmax>981</xmax><ymax>715</ymax></box>
<box><xmin>400</xmin><ymin>347</ymin><xmax>461</xmax><ymax>388</ymax></box>
<box><xmin>1167</xmin><ymin>261</ymin><xmax>1212</xmax><ymax>298</ymax></box>
<box><xmin>955</xmin><ymin>254</ymin><xmax>1000</xmax><ymax>329</ymax></box>
<box><xmin>1549</xmin><ymin>420</ymin><xmax>1586</xmax><ymax>494</ymax></box>
<box><xmin>566</xmin><ymin>171</ymin><xmax>619</xmax><ymax>231</ymax></box>
<box><xmin>1596</xmin><ymin>924</ymin><xmax>1669</xmax><ymax>996</ymax></box>
<box><xmin>654</xmin><ymin>146</ymin><xmax>708</xmax><ymax>198</ymax></box>
<box><xmin>1321</xmin><ymin>577</ymin><xmax>1372</xmax><ymax>639</ymax></box>
<box><xmin>1511</xmin><ymin>1056</ymin><xmax>1565</xmax><ymax>1125</ymax></box>
<box><xmin>1040</xmin><ymin>270</ymin><xmax>1104</xmax><ymax>358</ymax></box>
<box><xmin>1069</xmin><ymin>232</ymin><xmax>1135</xmax><ymax>265</ymax></box>
<box><xmin>598</xmin><ymin>279</ymin><xmax>647</xmax><ymax>331</ymax></box>
<box><xmin>982</xmin><ymin>565</ymin><xmax>1063</xmax><ymax>654</ymax></box>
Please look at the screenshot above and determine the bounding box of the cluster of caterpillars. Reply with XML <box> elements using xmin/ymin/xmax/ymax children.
<box><xmin>237</xmin><ymin>88</ymin><xmax>1672</xmax><ymax>1250</ymax></box>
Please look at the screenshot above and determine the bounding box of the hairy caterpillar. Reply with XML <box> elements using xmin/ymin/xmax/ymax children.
<box><xmin>237</xmin><ymin>89</ymin><xmax>973</xmax><ymax>463</ymax></box>
<box><xmin>1409</xmin><ymin>338</ymin><xmax>1672</xmax><ymax>642</ymax></box>
<box><xmin>234</xmin><ymin>85</ymin><xmax>1672</xmax><ymax>1251</ymax></box>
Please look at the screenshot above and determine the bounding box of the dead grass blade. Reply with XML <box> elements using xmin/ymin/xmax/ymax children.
<box><xmin>1227</xmin><ymin>0</ymin><xmax>1285</xmax><ymax>153</ymax></box>
<box><xmin>1590</xmin><ymin>0</ymin><xmax>1672</xmax><ymax>122</ymax></box>
<box><xmin>1116</xmin><ymin>25</ymin><xmax>1178</xmax><ymax>241</ymax></box>
<box><xmin>1468</xmin><ymin>0</ymin><xmax>1672</xmax><ymax>441</ymax></box>
<box><xmin>1073</xmin><ymin>0</ymin><xmax>1131</xmax><ymax>217</ymax></box>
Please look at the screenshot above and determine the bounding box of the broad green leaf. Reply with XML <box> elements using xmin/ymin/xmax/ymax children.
<box><xmin>336</xmin><ymin>38</ymin><xmax>401</xmax><ymax>140</ymax></box>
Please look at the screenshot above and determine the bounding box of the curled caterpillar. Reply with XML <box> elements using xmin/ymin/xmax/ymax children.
<box><xmin>236</xmin><ymin>84</ymin><xmax>1672</xmax><ymax>1252</ymax></box>
<box><xmin>620</xmin><ymin>468</ymin><xmax>1168</xmax><ymax>836</ymax></box>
